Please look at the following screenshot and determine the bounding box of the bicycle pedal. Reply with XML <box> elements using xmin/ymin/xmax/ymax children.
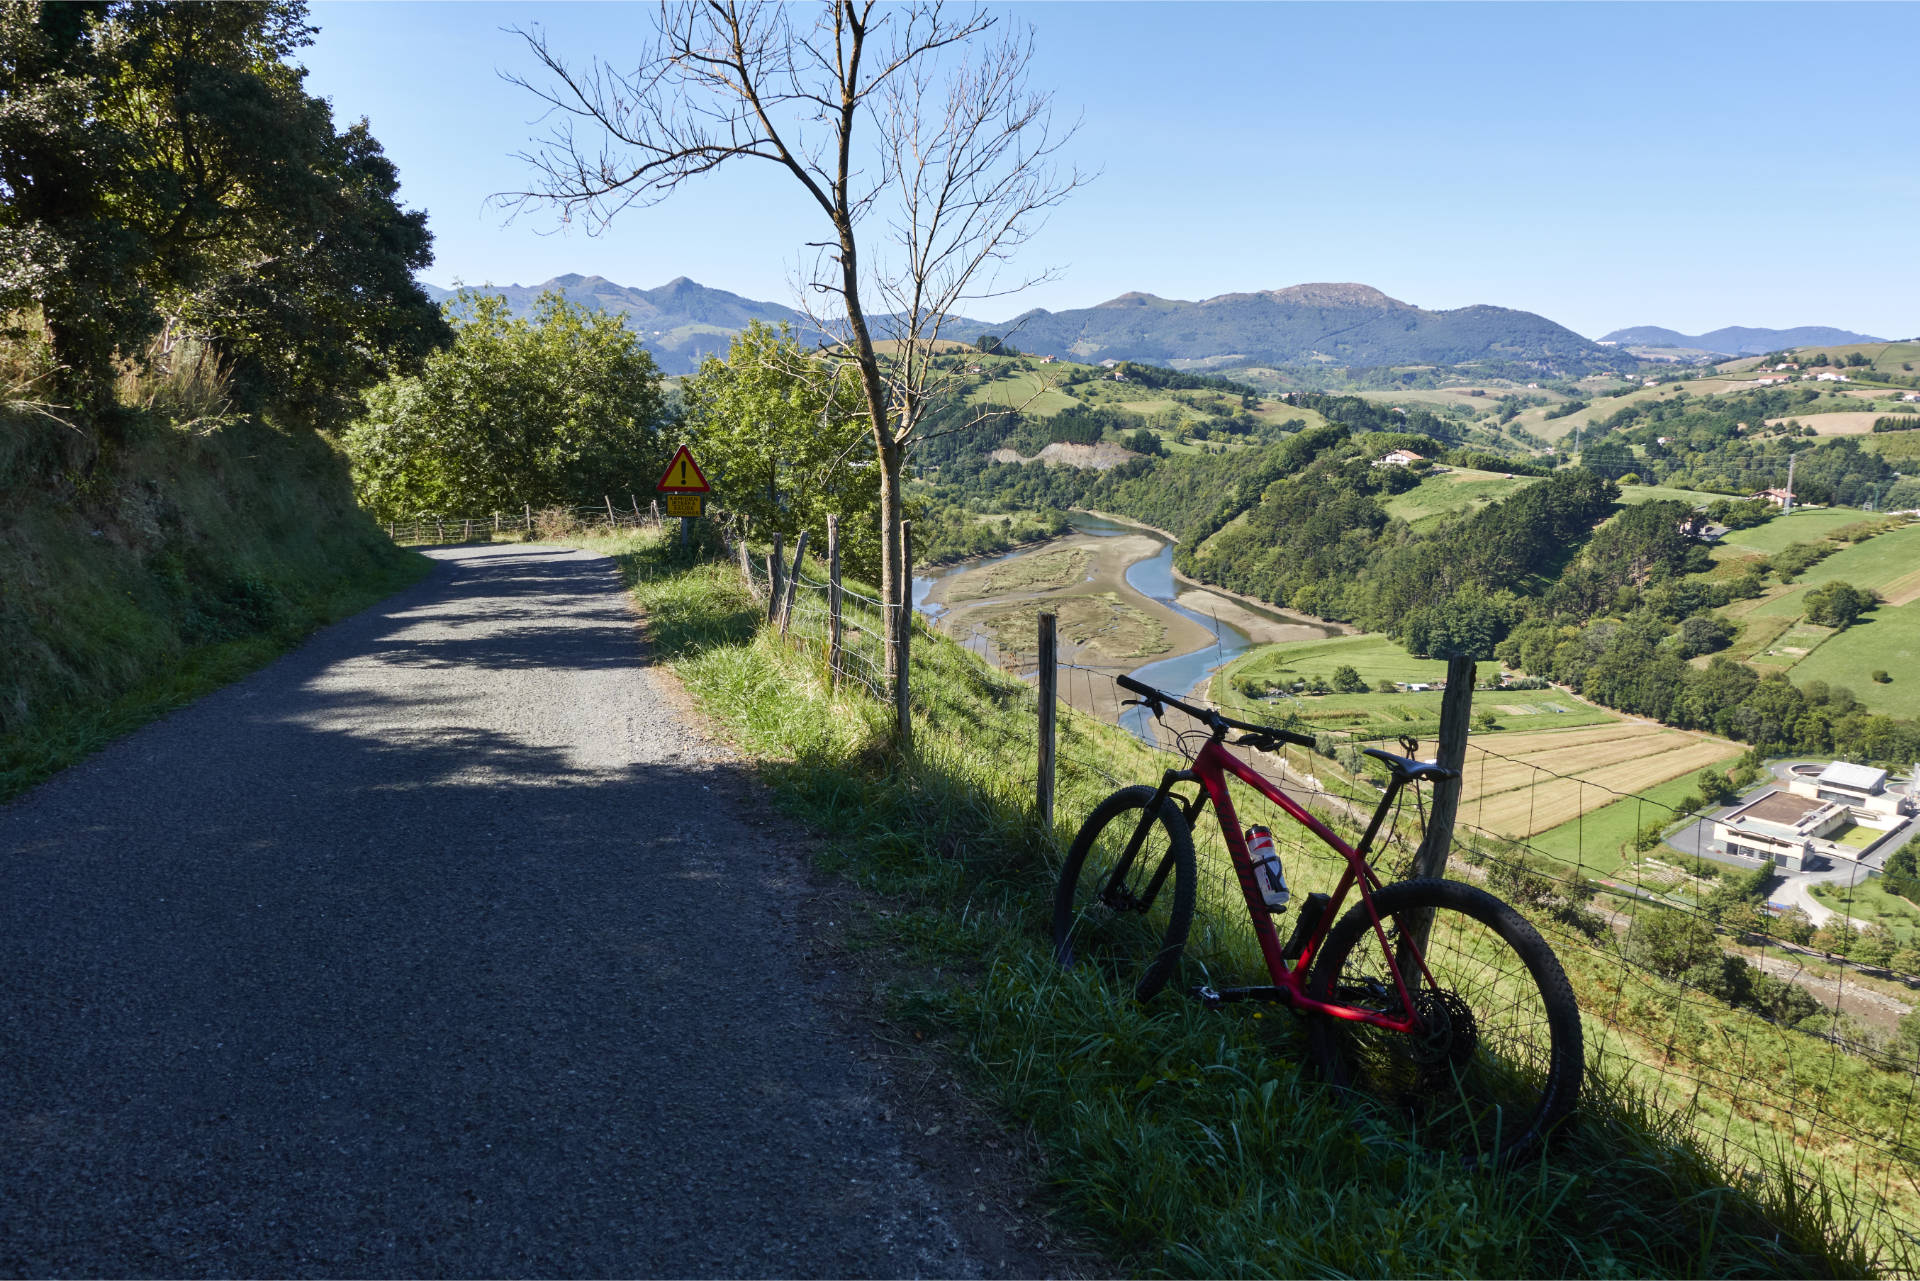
<box><xmin>1192</xmin><ymin>984</ymin><xmax>1223</xmax><ymax>1010</ymax></box>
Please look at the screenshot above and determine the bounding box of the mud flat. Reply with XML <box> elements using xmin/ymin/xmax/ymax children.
<box><xmin>1174</xmin><ymin>590</ymin><xmax>1344</xmax><ymax>647</ymax></box>
<box><xmin>926</xmin><ymin>531</ymin><xmax>1211</xmax><ymax>724</ymax></box>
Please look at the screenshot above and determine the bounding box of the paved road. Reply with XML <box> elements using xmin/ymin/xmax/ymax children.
<box><xmin>1</xmin><ymin>544</ymin><xmax>1014</xmax><ymax>1278</ymax></box>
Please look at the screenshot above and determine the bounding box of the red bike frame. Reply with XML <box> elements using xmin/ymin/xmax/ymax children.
<box><xmin>1175</xmin><ymin>737</ymin><xmax>1435</xmax><ymax>1033</ymax></box>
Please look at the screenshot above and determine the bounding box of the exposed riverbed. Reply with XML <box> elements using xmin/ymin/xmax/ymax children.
<box><xmin>914</xmin><ymin>512</ymin><xmax>1339</xmax><ymax>741</ymax></box>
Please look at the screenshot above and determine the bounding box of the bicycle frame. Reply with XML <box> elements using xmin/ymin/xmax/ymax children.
<box><xmin>1126</xmin><ymin>737</ymin><xmax>1438</xmax><ymax>1034</ymax></box>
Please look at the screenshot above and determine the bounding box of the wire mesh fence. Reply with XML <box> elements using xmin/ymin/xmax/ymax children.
<box><xmin>507</xmin><ymin>502</ymin><xmax>1920</xmax><ymax>1251</ymax></box>
<box><xmin>899</xmin><ymin>603</ymin><xmax>1920</xmax><ymax>1248</ymax></box>
<box><xmin>381</xmin><ymin>498</ymin><xmax>666</xmax><ymax>545</ymax></box>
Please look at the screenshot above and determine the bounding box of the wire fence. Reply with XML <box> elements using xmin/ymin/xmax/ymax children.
<box><xmin>381</xmin><ymin>497</ymin><xmax>666</xmax><ymax>545</ymax></box>
<box><xmin>871</xmin><ymin>599</ymin><xmax>1920</xmax><ymax>1250</ymax></box>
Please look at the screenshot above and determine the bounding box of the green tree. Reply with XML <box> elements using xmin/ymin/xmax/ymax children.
<box><xmin>1803</xmin><ymin>580</ymin><xmax>1874</xmax><ymax>629</ymax></box>
<box><xmin>1329</xmin><ymin>664</ymin><xmax>1367</xmax><ymax>694</ymax></box>
<box><xmin>345</xmin><ymin>290</ymin><xmax>666</xmax><ymax>520</ymax></box>
<box><xmin>1624</xmin><ymin>908</ymin><xmax>1721</xmax><ymax>979</ymax></box>
<box><xmin>1695</xmin><ymin>766</ymin><xmax>1738</xmax><ymax>808</ymax></box>
<box><xmin>1777</xmin><ymin>906</ymin><xmax>1815</xmax><ymax>946</ymax></box>
<box><xmin>0</xmin><ymin>0</ymin><xmax>149</xmax><ymax>414</ymax></box>
<box><xmin>681</xmin><ymin>321</ymin><xmax>881</xmax><ymax>577</ymax></box>
<box><xmin>0</xmin><ymin>0</ymin><xmax>444</xmax><ymax>431</ymax></box>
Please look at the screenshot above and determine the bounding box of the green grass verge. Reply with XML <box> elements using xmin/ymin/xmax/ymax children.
<box><xmin>602</xmin><ymin>529</ymin><xmax>1894</xmax><ymax>1278</ymax></box>
<box><xmin>1</xmin><ymin>411</ymin><xmax>432</xmax><ymax>802</ymax></box>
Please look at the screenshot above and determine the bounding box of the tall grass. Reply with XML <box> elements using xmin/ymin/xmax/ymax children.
<box><xmin>601</xmin><ymin>529</ymin><xmax>1893</xmax><ymax>1278</ymax></box>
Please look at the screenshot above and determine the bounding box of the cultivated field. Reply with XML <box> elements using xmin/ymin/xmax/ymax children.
<box><xmin>1763</xmin><ymin>411</ymin><xmax>1888</xmax><ymax>435</ymax></box>
<box><xmin>1456</xmin><ymin>722</ymin><xmax>1740</xmax><ymax>840</ymax></box>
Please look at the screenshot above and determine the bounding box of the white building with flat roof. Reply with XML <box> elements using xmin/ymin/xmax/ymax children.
<box><xmin>1787</xmin><ymin>761</ymin><xmax>1911</xmax><ymax>822</ymax></box>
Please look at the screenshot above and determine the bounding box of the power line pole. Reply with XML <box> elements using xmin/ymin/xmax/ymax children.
<box><xmin>1784</xmin><ymin>452</ymin><xmax>1798</xmax><ymax>516</ymax></box>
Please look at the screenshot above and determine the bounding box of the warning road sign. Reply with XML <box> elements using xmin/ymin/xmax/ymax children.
<box><xmin>664</xmin><ymin>494</ymin><xmax>704</xmax><ymax>518</ymax></box>
<box><xmin>656</xmin><ymin>445</ymin><xmax>711</xmax><ymax>493</ymax></box>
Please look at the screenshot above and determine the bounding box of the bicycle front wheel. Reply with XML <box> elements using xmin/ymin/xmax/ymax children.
<box><xmin>1053</xmin><ymin>784</ymin><xmax>1197</xmax><ymax>1002</ymax></box>
<box><xmin>1306</xmin><ymin>878</ymin><xmax>1583</xmax><ymax>1164</ymax></box>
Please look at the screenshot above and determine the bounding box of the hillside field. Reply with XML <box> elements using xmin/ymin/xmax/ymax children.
<box><xmin>1789</xmin><ymin>340</ymin><xmax>1920</xmax><ymax>377</ymax></box>
<box><xmin>1213</xmin><ymin>632</ymin><xmax>1736</xmax><ymax>846</ymax></box>
<box><xmin>1379</xmin><ymin>468</ymin><xmax>1540</xmax><ymax>523</ymax></box>
<box><xmin>1710</xmin><ymin>516</ymin><xmax>1920</xmax><ymax>717</ymax></box>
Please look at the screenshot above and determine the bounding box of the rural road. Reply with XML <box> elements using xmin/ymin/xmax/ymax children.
<box><xmin>0</xmin><ymin>543</ymin><xmax>1038</xmax><ymax>1277</ymax></box>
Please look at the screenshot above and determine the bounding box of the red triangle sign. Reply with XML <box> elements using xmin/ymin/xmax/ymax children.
<box><xmin>655</xmin><ymin>445</ymin><xmax>711</xmax><ymax>493</ymax></box>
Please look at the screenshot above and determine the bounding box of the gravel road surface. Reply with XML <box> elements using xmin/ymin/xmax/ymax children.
<box><xmin>1</xmin><ymin>544</ymin><xmax>1029</xmax><ymax>1278</ymax></box>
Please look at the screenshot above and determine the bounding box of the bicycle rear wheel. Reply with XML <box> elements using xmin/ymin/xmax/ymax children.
<box><xmin>1053</xmin><ymin>785</ymin><xmax>1197</xmax><ymax>1002</ymax></box>
<box><xmin>1306</xmin><ymin>877</ymin><xmax>1583</xmax><ymax>1164</ymax></box>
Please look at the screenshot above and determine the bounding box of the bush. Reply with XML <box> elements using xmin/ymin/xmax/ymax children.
<box><xmin>1873</xmin><ymin>670</ymin><xmax>1892</xmax><ymax>684</ymax></box>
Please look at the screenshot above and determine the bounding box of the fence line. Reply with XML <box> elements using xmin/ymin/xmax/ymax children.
<box><xmin>568</xmin><ymin>513</ymin><xmax>1920</xmax><ymax>1253</ymax></box>
<box><xmin>380</xmin><ymin>498</ymin><xmax>663</xmax><ymax>545</ymax></box>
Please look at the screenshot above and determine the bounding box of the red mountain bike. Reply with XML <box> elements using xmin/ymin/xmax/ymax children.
<box><xmin>1053</xmin><ymin>675</ymin><xmax>1584</xmax><ymax>1162</ymax></box>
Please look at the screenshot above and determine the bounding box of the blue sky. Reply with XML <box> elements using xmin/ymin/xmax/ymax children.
<box><xmin>303</xmin><ymin>2</ymin><xmax>1918</xmax><ymax>340</ymax></box>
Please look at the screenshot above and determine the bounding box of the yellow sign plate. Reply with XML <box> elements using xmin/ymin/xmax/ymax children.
<box><xmin>665</xmin><ymin>494</ymin><xmax>704</xmax><ymax>518</ymax></box>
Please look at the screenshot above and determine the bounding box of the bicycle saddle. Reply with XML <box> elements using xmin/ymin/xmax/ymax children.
<box><xmin>1359</xmin><ymin>746</ymin><xmax>1458</xmax><ymax>782</ymax></box>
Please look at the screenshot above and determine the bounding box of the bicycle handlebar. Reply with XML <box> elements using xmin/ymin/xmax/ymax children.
<box><xmin>1116</xmin><ymin>673</ymin><xmax>1319</xmax><ymax>751</ymax></box>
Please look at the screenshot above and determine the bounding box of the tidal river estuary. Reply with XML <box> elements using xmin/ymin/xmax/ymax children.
<box><xmin>913</xmin><ymin>511</ymin><xmax>1341</xmax><ymax>743</ymax></box>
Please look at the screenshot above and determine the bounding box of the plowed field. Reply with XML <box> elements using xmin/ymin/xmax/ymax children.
<box><xmin>1455</xmin><ymin>722</ymin><xmax>1738</xmax><ymax>839</ymax></box>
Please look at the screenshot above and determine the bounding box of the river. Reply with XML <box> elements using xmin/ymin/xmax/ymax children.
<box><xmin>913</xmin><ymin>511</ymin><xmax>1329</xmax><ymax>742</ymax></box>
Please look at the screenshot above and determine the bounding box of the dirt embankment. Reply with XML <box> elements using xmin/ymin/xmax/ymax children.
<box><xmin>1174</xmin><ymin>590</ymin><xmax>1345</xmax><ymax>647</ymax></box>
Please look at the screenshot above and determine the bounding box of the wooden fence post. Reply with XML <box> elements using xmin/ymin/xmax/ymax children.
<box><xmin>1412</xmin><ymin>654</ymin><xmax>1476</xmax><ymax>881</ymax></box>
<box><xmin>651</xmin><ymin>499</ymin><xmax>660</xmax><ymax>525</ymax></box>
<box><xmin>827</xmin><ymin>515</ymin><xmax>844</xmax><ymax>688</ymax></box>
<box><xmin>778</xmin><ymin>531</ymin><xmax>808</xmax><ymax>634</ymax></box>
<box><xmin>1037</xmin><ymin>611</ymin><xmax>1057</xmax><ymax>832</ymax></box>
<box><xmin>767</xmin><ymin>534</ymin><xmax>783</xmax><ymax>626</ymax></box>
<box><xmin>493</xmin><ymin>512</ymin><xmax>500</xmax><ymax>535</ymax></box>
<box><xmin>738</xmin><ymin>533</ymin><xmax>754</xmax><ymax>592</ymax></box>
<box><xmin>436</xmin><ymin>517</ymin><xmax>444</xmax><ymax>542</ymax></box>
<box><xmin>524</xmin><ymin>503</ymin><xmax>532</xmax><ymax>533</ymax></box>
<box><xmin>605</xmin><ymin>495</ymin><xmax>617</xmax><ymax>527</ymax></box>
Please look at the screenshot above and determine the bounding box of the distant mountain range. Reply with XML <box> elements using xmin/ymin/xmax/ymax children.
<box><xmin>423</xmin><ymin>274</ymin><xmax>1636</xmax><ymax>375</ymax></box>
<box><xmin>998</xmin><ymin>282</ymin><xmax>1632</xmax><ymax>374</ymax></box>
<box><xmin>1599</xmin><ymin>324</ymin><xmax>1885</xmax><ymax>356</ymax></box>
<box><xmin>420</xmin><ymin>275</ymin><xmax>817</xmax><ymax>374</ymax></box>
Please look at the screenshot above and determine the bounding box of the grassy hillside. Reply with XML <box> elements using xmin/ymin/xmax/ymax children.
<box><xmin>602</xmin><ymin>529</ymin><xmax>1904</xmax><ymax>1277</ymax></box>
<box><xmin>1380</xmin><ymin>468</ymin><xmax>1541</xmax><ymax>523</ymax></box>
<box><xmin>1</xmin><ymin>402</ymin><xmax>427</xmax><ymax>801</ymax></box>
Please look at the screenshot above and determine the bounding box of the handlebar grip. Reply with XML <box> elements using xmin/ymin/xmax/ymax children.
<box><xmin>1115</xmin><ymin>673</ymin><xmax>1155</xmax><ymax>697</ymax></box>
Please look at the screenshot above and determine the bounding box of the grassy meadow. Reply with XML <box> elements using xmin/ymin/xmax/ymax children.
<box><xmin>1380</xmin><ymin>467</ymin><xmax>1541</xmax><ymax>524</ymax></box>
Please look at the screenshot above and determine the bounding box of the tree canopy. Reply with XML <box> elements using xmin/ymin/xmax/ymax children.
<box><xmin>345</xmin><ymin>291</ymin><xmax>667</xmax><ymax>521</ymax></box>
<box><xmin>680</xmin><ymin>321</ymin><xmax>881</xmax><ymax>578</ymax></box>
<box><xmin>0</xmin><ymin>0</ymin><xmax>444</xmax><ymax>429</ymax></box>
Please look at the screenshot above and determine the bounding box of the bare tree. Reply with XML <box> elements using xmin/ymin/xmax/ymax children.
<box><xmin>501</xmin><ymin>1</ymin><xmax>1082</xmax><ymax>751</ymax></box>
